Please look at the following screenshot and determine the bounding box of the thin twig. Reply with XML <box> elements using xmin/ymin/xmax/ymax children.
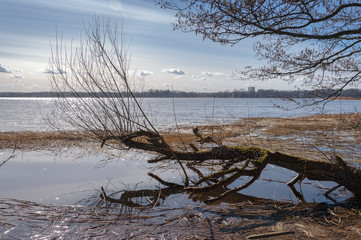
<box><xmin>0</xmin><ymin>146</ymin><xmax>16</xmax><ymax>167</ymax></box>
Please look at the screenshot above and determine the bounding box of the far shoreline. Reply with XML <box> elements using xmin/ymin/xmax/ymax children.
<box><xmin>0</xmin><ymin>88</ymin><xmax>361</xmax><ymax>99</ymax></box>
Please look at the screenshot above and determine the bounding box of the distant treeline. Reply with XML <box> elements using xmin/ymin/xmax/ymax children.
<box><xmin>1</xmin><ymin>88</ymin><xmax>361</xmax><ymax>98</ymax></box>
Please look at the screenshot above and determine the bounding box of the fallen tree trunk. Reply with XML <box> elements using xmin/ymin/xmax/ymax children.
<box><xmin>102</xmin><ymin>130</ymin><xmax>361</xmax><ymax>200</ymax></box>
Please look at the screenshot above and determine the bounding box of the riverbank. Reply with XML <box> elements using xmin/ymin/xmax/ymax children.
<box><xmin>2</xmin><ymin>113</ymin><xmax>360</xmax><ymax>162</ymax></box>
<box><xmin>1</xmin><ymin>113</ymin><xmax>361</xmax><ymax>239</ymax></box>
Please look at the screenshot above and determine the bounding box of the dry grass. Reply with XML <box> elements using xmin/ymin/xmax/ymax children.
<box><xmin>171</xmin><ymin>113</ymin><xmax>361</xmax><ymax>163</ymax></box>
<box><xmin>0</xmin><ymin>131</ymin><xmax>93</xmax><ymax>150</ymax></box>
<box><xmin>2</xmin><ymin>113</ymin><xmax>361</xmax><ymax>163</ymax></box>
<box><xmin>1</xmin><ymin>113</ymin><xmax>361</xmax><ymax>239</ymax></box>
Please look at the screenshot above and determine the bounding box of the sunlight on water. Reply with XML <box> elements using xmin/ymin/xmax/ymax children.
<box><xmin>0</xmin><ymin>97</ymin><xmax>360</xmax><ymax>132</ymax></box>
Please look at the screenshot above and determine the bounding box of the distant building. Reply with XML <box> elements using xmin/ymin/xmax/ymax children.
<box><xmin>248</xmin><ymin>86</ymin><xmax>256</xmax><ymax>93</ymax></box>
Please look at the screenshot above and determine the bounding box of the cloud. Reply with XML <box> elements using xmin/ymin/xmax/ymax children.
<box><xmin>161</xmin><ymin>68</ymin><xmax>186</xmax><ymax>75</ymax></box>
<box><xmin>109</xmin><ymin>0</ymin><xmax>122</xmax><ymax>10</ymax></box>
<box><xmin>38</xmin><ymin>68</ymin><xmax>66</xmax><ymax>74</ymax></box>
<box><xmin>0</xmin><ymin>64</ymin><xmax>22</xmax><ymax>73</ymax></box>
<box><xmin>0</xmin><ymin>65</ymin><xmax>11</xmax><ymax>73</ymax></box>
<box><xmin>232</xmin><ymin>72</ymin><xmax>250</xmax><ymax>81</ymax></box>
<box><xmin>192</xmin><ymin>74</ymin><xmax>212</xmax><ymax>81</ymax></box>
<box><xmin>9</xmin><ymin>74</ymin><xmax>23</xmax><ymax>79</ymax></box>
<box><xmin>121</xmin><ymin>2</ymin><xmax>174</xmax><ymax>25</ymax></box>
<box><xmin>201</xmin><ymin>71</ymin><xmax>226</xmax><ymax>77</ymax></box>
<box><xmin>138</xmin><ymin>70</ymin><xmax>153</xmax><ymax>77</ymax></box>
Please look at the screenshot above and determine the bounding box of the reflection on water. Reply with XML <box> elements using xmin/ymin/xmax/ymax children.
<box><xmin>0</xmin><ymin>149</ymin><xmax>152</xmax><ymax>204</ymax></box>
<box><xmin>1</xmin><ymin>97</ymin><xmax>360</xmax><ymax>132</ymax></box>
<box><xmin>1</xmin><ymin>149</ymin><xmax>347</xmax><ymax>206</ymax></box>
<box><xmin>0</xmin><ymin>148</ymin><xmax>355</xmax><ymax>238</ymax></box>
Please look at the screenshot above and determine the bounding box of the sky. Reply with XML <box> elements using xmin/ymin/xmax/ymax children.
<box><xmin>0</xmin><ymin>0</ymin><xmax>299</xmax><ymax>92</ymax></box>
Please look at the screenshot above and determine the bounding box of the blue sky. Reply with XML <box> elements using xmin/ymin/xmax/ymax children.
<box><xmin>0</xmin><ymin>0</ymin><xmax>297</xmax><ymax>92</ymax></box>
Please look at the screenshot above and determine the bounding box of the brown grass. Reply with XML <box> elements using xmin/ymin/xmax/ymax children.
<box><xmin>2</xmin><ymin>113</ymin><xmax>361</xmax><ymax>163</ymax></box>
<box><xmin>171</xmin><ymin>113</ymin><xmax>361</xmax><ymax>163</ymax></box>
<box><xmin>0</xmin><ymin>131</ymin><xmax>90</xmax><ymax>150</ymax></box>
<box><xmin>1</xmin><ymin>114</ymin><xmax>361</xmax><ymax>239</ymax></box>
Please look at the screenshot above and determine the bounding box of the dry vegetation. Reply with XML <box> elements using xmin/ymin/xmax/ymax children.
<box><xmin>2</xmin><ymin>112</ymin><xmax>360</xmax><ymax>165</ymax></box>
<box><xmin>1</xmin><ymin>197</ymin><xmax>361</xmax><ymax>239</ymax></box>
<box><xmin>0</xmin><ymin>131</ymin><xmax>93</xmax><ymax>150</ymax></box>
<box><xmin>167</xmin><ymin>113</ymin><xmax>361</xmax><ymax>164</ymax></box>
<box><xmin>1</xmin><ymin>113</ymin><xmax>361</xmax><ymax>239</ymax></box>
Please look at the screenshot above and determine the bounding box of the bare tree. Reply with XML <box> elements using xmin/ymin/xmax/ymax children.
<box><xmin>49</xmin><ymin>16</ymin><xmax>189</xmax><ymax>183</ymax></box>
<box><xmin>158</xmin><ymin>0</ymin><xmax>361</xmax><ymax>102</ymax></box>
<box><xmin>49</xmin><ymin>17</ymin><xmax>160</xmax><ymax>142</ymax></box>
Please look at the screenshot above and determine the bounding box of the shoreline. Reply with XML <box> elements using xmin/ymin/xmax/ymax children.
<box><xmin>1</xmin><ymin>113</ymin><xmax>360</xmax><ymax>160</ymax></box>
<box><xmin>1</xmin><ymin>113</ymin><xmax>361</xmax><ymax>239</ymax></box>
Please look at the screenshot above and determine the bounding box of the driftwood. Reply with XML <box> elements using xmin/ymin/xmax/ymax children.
<box><xmin>101</xmin><ymin>129</ymin><xmax>361</xmax><ymax>202</ymax></box>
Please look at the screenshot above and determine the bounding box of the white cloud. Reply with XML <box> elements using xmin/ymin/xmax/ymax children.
<box><xmin>121</xmin><ymin>2</ymin><xmax>174</xmax><ymax>24</ymax></box>
<box><xmin>201</xmin><ymin>71</ymin><xmax>226</xmax><ymax>77</ymax></box>
<box><xmin>0</xmin><ymin>64</ymin><xmax>22</xmax><ymax>73</ymax></box>
<box><xmin>232</xmin><ymin>72</ymin><xmax>250</xmax><ymax>81</ymax></box>
<box><xmin>192</xmin><ymin>74</ymin><xmax>211</xmax><ymax>81</ymax></box>
<box><xmin>138</xmin><ymin>70</ymin><xmax>153</xmax><ymax>77</ymax></box>
<box><xmin>109</xmin><ymin>0</ymin><xmax>122</xmax><ymax>10</ymax></box>
<box><xmin>161</xmin><ymin>68</ymin><xmax>186</xmax><ymax>75</ymax></box>
<box><xmin>0</xmin><ymin>65</ymin><xmax>11</xmax><ymax>73</ymax></box>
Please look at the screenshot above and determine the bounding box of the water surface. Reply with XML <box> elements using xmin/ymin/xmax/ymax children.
<box><xmin>0</xmin><ymin>97</ymin><xmax>359</xmax><ymax>132</ymax></box>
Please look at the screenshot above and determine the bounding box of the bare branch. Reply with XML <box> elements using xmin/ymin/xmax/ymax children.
<box><xmin>0</xmin><ymin>146</ymin><xmax>16</xmax><ymax>167</ymax></box>
<box><xmin>159</xmin><ymin>0</ymin><xmax>361</xmax><ymax>102</ymax></box>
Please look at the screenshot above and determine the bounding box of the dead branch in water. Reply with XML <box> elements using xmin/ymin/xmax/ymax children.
<box><xmin>98</xmin><ymin>127</ymin><xmax>361</xmax><ymax>203</ymax></box>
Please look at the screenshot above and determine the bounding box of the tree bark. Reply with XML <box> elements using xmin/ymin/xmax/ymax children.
<box><xmin>106</xmin><ymin>131</ymin><xmax>361</xmax><ymax>198</ymax></box>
